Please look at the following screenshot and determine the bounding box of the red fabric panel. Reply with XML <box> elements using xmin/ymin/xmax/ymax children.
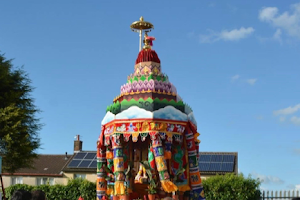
<box><xmin>135</xmin><ymin>49</ymin><xmax>160</xmax><ymax>64</ymax></box>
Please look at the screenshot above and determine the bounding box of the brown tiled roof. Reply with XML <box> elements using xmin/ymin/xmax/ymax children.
<box><xmin>2</xmin><ymin>154</ymin><xmax>72</xmax><ymax>177</ymax></box>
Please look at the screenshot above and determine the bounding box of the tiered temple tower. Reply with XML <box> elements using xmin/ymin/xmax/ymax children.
<box><xmin>97</xmin><ymin>17</ymin><xmax>205</xmax><ymax>200</ymax></box>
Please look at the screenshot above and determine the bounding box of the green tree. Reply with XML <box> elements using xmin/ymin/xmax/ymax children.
<box><xmin>202</xmin><ymin>173</ymin><xmax>261</xmax><ymax>200</ymax></box>
<box><xmin>0</xmin><ymin>53</ymin><xmax>41</xmax><ymax>173</ymax></box>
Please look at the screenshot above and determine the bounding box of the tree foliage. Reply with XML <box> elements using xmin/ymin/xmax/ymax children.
<box><xmin>202</xmin><ymin>173</ymin><xmax>261</xmax><ymax>200</ymax></box>
<box><xmin>0</xmin><ymin>53</ymin><xmax>41</xmax><ymax>173</ymax></box>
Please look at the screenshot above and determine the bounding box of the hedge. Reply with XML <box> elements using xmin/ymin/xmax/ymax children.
<box><xmin>202</xmin><ymin>173</ymin><xmax>261</xmax><ymax>200</ymax></box>
<box><xmin>5</xmin><ymin>178</ymin><xmax>96</xmax><ymax>200</ymax></box>
<box><xmin>5</xmin><ymin>173</ymin><xmax>261</xmax><ymax>200</ymax></box>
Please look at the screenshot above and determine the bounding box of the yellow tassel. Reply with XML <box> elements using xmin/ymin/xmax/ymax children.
<box><xmin>164</xmin><ymin>151</ymin><xmax>172</xmax><ymax>159</ymax></box>
<box><xmin>114</xmin><ymin>181</ymin><xmax>125</xmax><ymax>195</ymax></box>
<box><xmin>178</xmin><ymin>185</ymin><xmax>191</xmax><ymax>192</ymax></box>
<box><xmin>194</xmin><ymin>132</ymin><xmax>200</xmax><ymax>141</ymax></box>
<box><xmin>106</xmin><ymin>187</ymin><xmax>114</xmax><ymax>195</ymax></box>
<box><xmin>161</xmin><ymin>180</ymin><xmax>178</xmax><ymax>193</ymax></box>
<box><xmin>106</xmin><ymin>151</ymin><xmax>113</xmax><ymax>159</ymax></box>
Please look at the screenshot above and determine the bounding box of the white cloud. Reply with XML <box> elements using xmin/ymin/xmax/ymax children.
<box><xmin>116</xmin><ymin>106</ymin><xmax>152</xmax><ymax>120</ymax></box>
<box><xmin>288</xmin><ymin>184</ymin><xmax>300</xmax><ymax>190</ymax></box>
<box><xmin>273</xmin><ymin>104</ymin><xmax>300</xmax><ymax>116</ymax></box>
<box><xmin>187</xmin><ymin>31</ymin><xmax>195</xmax><ymax>38</ymax></box>
<box><xmin>208</xmin><ymin>2</ymin><xmax>216</xmax><ymax>7</ymax></box>
<box><xmin>257</xmin><ymin>29</ymin><xmax>283</xmax><ymax>44</ymax></box>
<box><xmin>231</xmin><ymin>74</ymin><xmax>240</xmax><ymax>82</ymax></box>
<box><xmin>101</xmin><ymin>111</ymin><xmax>115</xmax><ymax>125</ymax></box>
<box><xmin>200</xmin><ymin>27</ymin><xmax>255</xmax><ymax>43</ymax></box>
<box><xmin>252</xmin><ymin>172</ymin><xmax>284</xmax><ymax>185</ymax></box>
<box><xmin>246</xmin><ymin>78</ymin><xmax>257</xmax><ymax>85</ymax></box>
<box><xmin>220</xmin><ymin>27</ymin><xmax>255</xmax><ymax>41</ymax></box>
<box><xmin>259</xmin><ymin>3</ymin><xmax>300</xmax><ymax>39</ymax></box>
<box><xmin>256</xmin><ymin>115</ymin><xmax>264</xmax><ymax>120</ymax></box>
<box><xmin>273</xmin><ymin>29</ymin><xmax>282</xmax><ymax>42</ymax></box>
<box><xmin>293</xmin><ymin>148</ymin><xmax>300</xmax><ymax>155</ymax></box>
<box><xmin>153</xmin><ymin>106</ymin><xmax>188</xmax><ymax>121</ymax></box>
<box><xmin>259</xmin><ymin>7</ymin><xmax>279</xmax><ymax>21</ymax></box>
<box><xmin>279</xmin><ymin>116</ymin><xmax>286</xmax><ymax>122</ymax></box>
<box><xmin>291</xmin><ymin>116</ymin><xmax>300</xmax><ymax>125</ymax></box>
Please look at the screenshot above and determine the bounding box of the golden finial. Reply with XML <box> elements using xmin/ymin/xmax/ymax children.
<box><xmin>130</xmin><ymin>17</ymin><xmax>154</xmax><ymax>51</ymax></box>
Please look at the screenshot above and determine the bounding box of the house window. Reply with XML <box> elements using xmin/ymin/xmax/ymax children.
<box><xmin>11</xmin><ymin>177</ymin><xmax>23</xmax><ymax>185</ymax></box>
<box><xmin>36</xmin><ymin>177</ymin><xmax>54</xmax><ymax>185</ymax></box>
<box><xmin>74</xmin><ymin>174</ymin><xmax>86</xmax><ymax>179</ymax></box>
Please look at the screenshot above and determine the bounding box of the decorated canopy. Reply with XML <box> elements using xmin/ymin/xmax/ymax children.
<box><xmin>97</xmin><ymin>17</ymin><xmax>205</xmax><ymax>200</ymax></box>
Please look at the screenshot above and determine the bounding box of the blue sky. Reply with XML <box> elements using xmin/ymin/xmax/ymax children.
<box><xmin>1</xmin><ymin>0</ymin><xmax>299</xmax><ymax>192</ymax></box>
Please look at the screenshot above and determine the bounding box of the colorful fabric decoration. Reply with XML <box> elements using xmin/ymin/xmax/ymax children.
<box><xmin>185</xmin><ymin>126</ymin><xmax>205</xmax><ymax>200</ymax></box>
<box><xmin>97</xmin><ymin>145</ymin><xmax>107</xmax><ymax>200</ymax></box>
<box><xmin>195</xmin><ymin>142</ymin><xmax>200</xmax><ymax>161</ymax></box>
<box><xmin>106</xmin><ymin>146</ymin><xmax>113</xmax><ymax>159</ymax></box>
<box><xmin>106</xmin><ymin>158</ymin><xmax>114</xmax><ymax>196</ymax></box>
<box><xmin>164</xmin><ymin>141</ymin><xmax>172</xmax><ymax>159</ymax></box>
<box><xmin>112</xmin><ymin>136</ymin><xmax>125</xmax><ymax>195</ymax></box>
<box><xmin>148</xmin><ymin>146</ymin><xmax>156</xmax><ymax>170</ymax></box>
<box><xmin>151</xmin><ymin>134</ymin><xmax>178</xmax><ymax>193</ymax></box>
<box><xmin>171</xmin><ymin>140</ymin><xmax>190</xmax><ymax>192</ymax></box>
<box><xmin>123</xmin><ymin>143</ymin><xmax>129</xmax><ymax>169</ymax></box>
<box><xmin>103</xmin><ymin>120</ymin><xmax>187</xmax><ymax>137</ymax></box>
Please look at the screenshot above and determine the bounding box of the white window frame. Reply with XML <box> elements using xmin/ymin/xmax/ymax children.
<box><xmin>74</xmin><ymin>174</ymin><xmax>86</xmax><ymax>179</ymax></box>
<box><xmin>36</xmin><ymin>177</ymin><xmax>55</xmax><ymax>186</ymax></box>
<box><xmin>11</xmin><ymin>177</ymin><xmax>23</xmax><ymax>185</ymax></box>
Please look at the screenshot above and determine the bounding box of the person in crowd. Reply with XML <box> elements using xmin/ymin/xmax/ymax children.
<box><xmin>31</xmin><ymin>190</ymin><xmax>46</xmax><ymax>200</ymax></box>
<box><xmin>162</xmin><ymin>197</ymin><xmax>174</xmax><ymax>200</ymax></box>
<box><xmin>11</xmin><ymin>189</ymin><xmax>32</xmax><ymax>200</ymax></box>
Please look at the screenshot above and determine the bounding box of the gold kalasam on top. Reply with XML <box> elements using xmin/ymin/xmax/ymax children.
<box><xmin>130</xmin><ymin>16</ymin><xmax>154</xmax><ymax>31</ymax></box>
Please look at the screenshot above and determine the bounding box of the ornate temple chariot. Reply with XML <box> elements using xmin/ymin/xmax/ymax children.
<box><xmin>97</xmin><ymin>17</ymin><xmax>205</xmax><ymax>200</ymax></box>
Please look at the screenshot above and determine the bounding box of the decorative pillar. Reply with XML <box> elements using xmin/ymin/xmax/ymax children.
<box><xmin>112</xmin><ymin>134</ymin><xmax>126</xmax><ymax>195</ymax></box>
<box><xmin>150</xmin><ymin>132</ymin><xmax>178</xmax><ymax>193</ymax></box>
<box><xmin>97</xmin><ymin>146</ymin><xmax>107</xmax><ymax>200</ymax></box>
<box><xmin>185</xmin><ymin>126</ymin><xmax>205</xmax><ymax>200</ymax></box>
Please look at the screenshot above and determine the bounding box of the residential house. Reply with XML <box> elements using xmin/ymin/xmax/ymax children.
<box><xmin>2</xmin><ymin>136</ymin><xmax>238</xmax><ymax>188</ymax></box>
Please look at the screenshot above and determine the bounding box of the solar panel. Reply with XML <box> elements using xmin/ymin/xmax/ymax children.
<box><xmin>68</xmin><ymin>160</ymin><xmax>81</xmax><ymax>167</ymax></box>
<box><xmin>89</xmin><ymin>160</ymin><xmax>97</xmax><ymax>168</ymax></box>
<box><xmin>223</xmin><ymin>155</ymin><xmax>234</xmax><ymax>162</ymax></box>
<box><xmin>199</xmin><ymin>162</ymin><xmax>210</xmax><ymax>171</ymax></box>
<box><xmin>198</xmin><ymin>154</ymin><xmax>235</xmax><ymax>172</ymax></box>
<box><xmin>209</xmin><ymin>162</ymin><xmax>221</xmax><ymax>171</ymax></box>
<box><xmin>85</xmin><ymin>153</ymin><xmax>96</xmax><ymax>160</ymax></box>
<box><xmin>211</xmin><ymin>155</ymin><xmax>223</xmax><ymax>162</ymax></box>
<box><xmin>78</xmin><ymin>160</ymin><xmax>92</xmax><ymax>168</ymax></box>
<box><xmin>199</xmin><ymin>155</ymin><xmax>211</xmax><ymax>162</ymax></box>
<box><xmin>74</xmin><ymin>152</ymin><xmax>87</xmax><ymax>159</ymax></box>
<box><xmin>221</xmin><ymin>162</ymin><xmax>234</xmax><ymax>172</ymax></box>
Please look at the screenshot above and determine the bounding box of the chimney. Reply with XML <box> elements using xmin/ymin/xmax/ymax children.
<box><xmin>65</xmin><ymin>152</ymin><xmax>68</xmax><ymax>160</ymax></box>
<box><xmin>74</xmin><ymin>135</ymin><xmax>82</xmax><ymax>153</ymax></box>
